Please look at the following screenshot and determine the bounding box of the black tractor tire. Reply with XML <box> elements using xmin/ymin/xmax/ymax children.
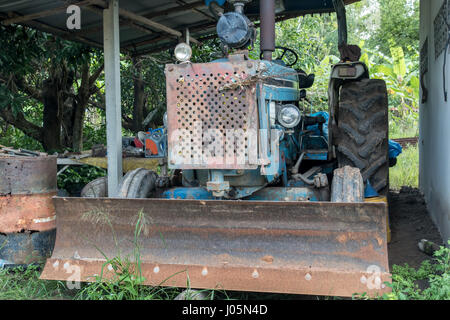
<box><xmin>81</xmin><ymin>176</ymin><xmax>108</xmax><ymax>198</ymax></box>
<box><xmin>117</xmin><ymin>168</ymin><xmax>157</xmax><ymax>198</ymax></box>
<box><xmin>336</xmin><ymin>78</ymin><xmax>389</xmax><ymax>195</ymax></box>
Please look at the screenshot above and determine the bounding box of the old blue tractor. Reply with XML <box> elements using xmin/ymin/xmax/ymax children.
<box><xmin>43</xmin><ymin>0</ymin><xmax>395</xmax><ymax>297</ymax></box>
<box><xmin>136</xmin><ymin>0</ymin><xmax>392</xmax><ymax>203</ymax></box>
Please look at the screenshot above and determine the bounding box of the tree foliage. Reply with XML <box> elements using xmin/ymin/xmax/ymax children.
<box><xmin>0</xmin><ymin>25</ymin><xmax>103</xmax><ymax>152</ymax></box>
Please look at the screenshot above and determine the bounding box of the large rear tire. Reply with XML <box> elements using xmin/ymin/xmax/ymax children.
<box><xmin>336</xmin><ymin>79</ymin><xmax>389</xmax><ymax>195</ymax></box>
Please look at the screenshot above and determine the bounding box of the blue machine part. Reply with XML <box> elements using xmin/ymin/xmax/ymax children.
<box><xmin>389</xmin><ymin>139</ymin><xmax>403</xmax><ymax>159</ymax></box>
<box><xmin>260</xmin><ymin>60</ymin><xmax>299</xmax><ymax>101</ymax></box>
<box><xmin>305</xmin><ymin>111</ymin><xmax>329</xmax><ymax>138</ymax></box>
<box><xmin>255</xmin><ymin>60</ymin><xmax>300</xmax><ymax>183</ymax></box>
<box><xmin>304</xmin><ymin>151</ymin><xmax>328</xmax><ymax>161</ymax></box>
<box><xmin>364</xmin><ymin>180</ymin><xmax>379</xmax><ymax>198</ymax></box>
<box><xmin>204</xmin><ymin>0</ymin><xmax>226</xmax><ymax>6</ymax></box>
<box><xmin>144</xmin><ymin>128</ymin><xmax>166</xmax><ymax>158</ymax></box>
<box><xmin>162</xmin><ymin>186</ymin><xmax>323</xmax><ymax>201</ymax></box>
<box><xmin>301</xmin><ymin>111</ymin><xmax>329</xmax><ymax>161</ymax></box>
<box><xmin>162</xmin><ymin>187</ymin><xmax>214</xmax><ymax>200</ymax></box>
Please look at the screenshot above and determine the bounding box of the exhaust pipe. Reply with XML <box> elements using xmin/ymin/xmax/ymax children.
<box><xmin>260</xmin><ymin>0</ymin><xmax>275</xmax><ymax>61</ymax></box>
<box><xmin>332</xmin><ymin>0</ymin><xmax>348</xmax><ymax>47</ymax></box>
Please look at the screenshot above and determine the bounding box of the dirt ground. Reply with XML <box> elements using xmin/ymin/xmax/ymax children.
<box><xmin>388</xmin><ymin>187</ymin><xmax>444</xmax><ymax>269</ymax></box>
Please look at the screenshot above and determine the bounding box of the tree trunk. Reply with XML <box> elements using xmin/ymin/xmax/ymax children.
<box><xmin>132</xmin><ymin>57</ymin><xmax>146</xmax><ymax>132</ymax></box>
<box><xmin>71</xmin><ymin>63</ymin><xmax>91</xmax><ymax>152</ymax></box>
<box><xmin>41</xmin><ymin>78</ymin><xmax>62</xmax><ymax>152</ymax></box>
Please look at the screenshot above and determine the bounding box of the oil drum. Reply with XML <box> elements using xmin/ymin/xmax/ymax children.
<box><xmin>0</xmin><ymin>155</ymin><xmax>57</xmax><ymax>267</ymax></box>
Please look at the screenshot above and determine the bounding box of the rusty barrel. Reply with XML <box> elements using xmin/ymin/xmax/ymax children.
<box><xmin>0</xmin><ymin>155</ymin><xmax>57</xmax><ymax>267</ymax></box>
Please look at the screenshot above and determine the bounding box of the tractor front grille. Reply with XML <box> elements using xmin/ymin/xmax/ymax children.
<box><xmin>166</xmin><ymin>60</ymin><xmax>259</xmax><ymax>169</ymax></box>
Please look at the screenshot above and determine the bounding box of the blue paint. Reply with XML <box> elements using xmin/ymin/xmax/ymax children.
<box><xmin>263</xmin><ymin>85</ymin><xmax>299</xmax><ymax>101</ymax></box>
<box><xmin>162</xmin><ymin>188</ymin><xmax>214</xmax><ymax>200</ymax></box>
<box><xmin>364</xmin><ymin>180</ymin><xmax>379</xmax><ymax>198</ymax></box>
<box><xmin>305</xmin><ymin>152</ymin><xmax>328</xmax><ymax>161</ymax></box>
<box><xmin>204</xmin><ymin>0</ymin><xmax>226</xmax><ymax>6</ymax></box>
<box><xmin>305</xmin><ymin>111</ymin><xmax>329</xmax><ymax>139</ymax></box>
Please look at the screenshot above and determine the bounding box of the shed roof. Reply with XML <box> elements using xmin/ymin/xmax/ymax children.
<box><xmin>0</xmin><ymin>0</ymin><xmax>359</xmax><ymax>56</ymax></box>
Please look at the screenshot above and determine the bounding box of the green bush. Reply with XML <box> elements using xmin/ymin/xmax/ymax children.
<box><xmin>381</xmin><ymin>241</ymin><xmax>450</xmax><ymax>300</ymax></box>
<box><xmin>57</xmin><ymin>165</ymin><xmax>106</xmax><ymax>195</ymax></box>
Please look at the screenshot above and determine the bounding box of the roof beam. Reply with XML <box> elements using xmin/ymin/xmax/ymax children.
<box><xmin>1</xmin><ymin>0</ymin><xmax>106</xmax><ymax>26</ymax></box>
<box><xmin>118</xmin><ymin>6</ymin><xmax>200</xmax><ymax>44</ymax></box>
<box><xmin>132</xmin><ymin>12</ymin><xmax>304</xmax><ymax>56</ymax></box>
<box><xmin>0</xmin><ymin>11</ymin><xmax>104</xmax><ymax>49</ymax></box>
<box><xmin>175</xmin><ymin>0</ymin><xmax>215</xmax><ymax>22</ymax></box>
<box><xmin>93</xmin><ymin>0</ymin><xmax>199</xmax><ymax>44</ymax></box>
<box><xmin>144</xmin><ymin>1</ymin><xmax>205</xmax><ymax>19</ymax></box>
<box><xmin>84</xmin><ymin>5</ymin><xmax>156</xmax><ymax>37</ymax></box>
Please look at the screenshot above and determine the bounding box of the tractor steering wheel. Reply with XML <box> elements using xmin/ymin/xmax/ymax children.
<box><xmin>260</xmin><ymin>46</ymin><xmax>299</xmax><ymax>67</ymax></box>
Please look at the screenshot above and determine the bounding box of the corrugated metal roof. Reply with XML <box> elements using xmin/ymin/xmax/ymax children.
<box><xmin>0</xmin><ymin>0</ymin><xmax>359</xmax><ymax>55</ymax></box>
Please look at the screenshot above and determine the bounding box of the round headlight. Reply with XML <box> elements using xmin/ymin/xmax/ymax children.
<box><xmin>174</xmin><ymin>43</ymin><xmax>192</xmax><ymax>62</ymax></box>
<box><xmin>277</xmin><ymin>105</ymin><xmax>301</xmax><ymax>128</ymax></box>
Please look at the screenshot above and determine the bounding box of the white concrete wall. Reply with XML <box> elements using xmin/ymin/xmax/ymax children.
<box><xmin>419</xmin><ymin>0</ymin><xmax>450</xmax><ymax>243</ymax></box>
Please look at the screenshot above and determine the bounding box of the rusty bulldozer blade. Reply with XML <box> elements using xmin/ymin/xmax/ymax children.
<box><xmin>41</xmin><ymin>197</ymin><xmax>391</xmax><ymax>297</ymax></box>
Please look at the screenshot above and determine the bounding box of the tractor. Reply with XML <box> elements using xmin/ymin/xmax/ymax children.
<box><xmin>42</xmin><ymin>0</ymin><xmax>392</xmax><ymax>297</ymax></box>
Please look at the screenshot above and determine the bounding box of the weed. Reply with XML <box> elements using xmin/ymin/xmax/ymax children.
<box><xmin>76</xmin><ymin>210</ymin><xmax>147</xmax><ymax>300</ymax></box>
<box><xmin>381</xmin><ymin>240</ymin><xmax>450</xmax><ymax>300</ymax></box>
<box><xmin>0</xmin><ymin>264</ymin><xmax>72</xmax><ymax>300</ymax></box>
<box><xmin>389</xmin><ymin>144</ymin><xmax>419</xmax><ymax>189</ymax></box>
<box><xmin>75</xmin><ymin>210</ymin><xmax>191</xmax><ymax>300</ymax></box>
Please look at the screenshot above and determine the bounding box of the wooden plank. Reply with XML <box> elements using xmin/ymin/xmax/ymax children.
<box><xmin>57</xmin><ymin>157</ymin><xmax>158</xmax><ymax>172</ymax></box>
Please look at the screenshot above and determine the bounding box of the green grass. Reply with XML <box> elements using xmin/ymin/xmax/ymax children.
<box><xmin>0</xmin><ymin>265</ymin><xmax>73</xmax><ymax>300</ymax></box>
<box><xmin>389</xmin><ymin>144</ymin><xmax>419</xmax><ymax>190</ymax></box>
<box><xmin>389</xmin><ymin>115</ymin><xmax>419</xmax><ymax>139</ymax></box>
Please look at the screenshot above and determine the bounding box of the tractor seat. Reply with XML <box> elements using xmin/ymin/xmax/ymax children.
<box><xmin>297</xmin><ymin>69</ymin><xmax>315</xmax><ymax>89</ymax></box>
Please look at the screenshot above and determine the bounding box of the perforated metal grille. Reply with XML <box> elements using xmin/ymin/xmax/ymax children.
<box><xmin>166</xmin><ymin>61</ymin><xmax>259</xmax><ymax>169</ymax></box>
<box><xmin>434</xmin><ymin>1</ymin><xmax>449</xmax><ymax>59</ymax></box>
<box><xmin>420</xmin><ymin>38</ymin><xmax>428</xmax><ymax>76</ymax></box>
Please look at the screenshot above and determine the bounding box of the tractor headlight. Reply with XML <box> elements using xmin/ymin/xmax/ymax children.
<box><xmin>277</xmin><ymin>104</ymin><xmax>301</xmax><ymax>128</ymax></box>
<box><xmin>174</xmin><ymin>43</ymin><xmax>192</xmax><ymax>62</ymax></box>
